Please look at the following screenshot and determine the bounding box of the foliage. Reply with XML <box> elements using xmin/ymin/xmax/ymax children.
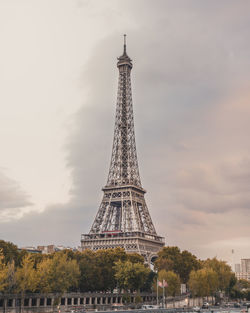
<box><xmin>188</xmin><ymin>268</ymin><xmax>219</xmax><ymax>297</ymax></box>
<box><xmin>141</xmin><ymin>270</ymin><xmax>156</xmax><ymax>292</ymax></box>
<box><xmin>0</xmin><ymin>240</ymin><xmax>25</xmax><ymax>266</ymax></box>
<box><xmin>15</xmin><ymin>255</ymin><xmax>38</xmax><ymax>293</ymax></box>
<box><xmin>95</xmin><ymin>248</ymin><xmax>127</xmax><ymax>291</ymax></box>
<box><xmin>5</xmin><ymin>260</ymin><xmax>16</xmax><ymax>293</ymax></box>
<box><xmin>114</xmin><ymin>260</ymin><xmax>150</xmax><ymax>291</ymax></box>
<box><xmin>0</xmin><ymin>240</ymin><xmax>238</xmax><ymax>297</ymax></box>
<box><xmin>154</xmin><ymin>270</ymin><xmax>181</xmax><ymax>297</ymax></box>
<box><xmin>236</xmin><ymin>279</ymin><xmax>250</xmax><ymax>290</ymax></box>
<box><xmin>78</xmin><ymin>248</ymin><xmax>127</xmax><ymax>292</ymax></box>
<box><xmin>37</xmin><ymin>252</ymin><xmax>80</xmax><ymax>293</ymax></box>
<box><xmin>154</xmin><ymin>246</ymin><xmax>201</xmax><ymax>283</ymax></box>
<box><xmin>0</xmin><ymin>251</ymin><xmax>8</xmax><ymax>292</ymax></box>
<box><xmin>78</xmin><ymin>249</ymin><xmax>100</xmax><ymax>292</ymax></box>
<box><xmin>230</xmin><ymin>279</ymin><xmax>250</xmax><ymax>299</ymax></box>
<box><xmin>203</xmin><ymin>258</ymin><xmax>235</xmax><ymax>292</ymax></box>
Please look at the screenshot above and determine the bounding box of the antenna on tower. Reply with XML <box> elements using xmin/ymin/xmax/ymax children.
<box><xmin>123</xmin><ymin>34</ymin><xmax>127</xmax><ymax>54</ymax></box>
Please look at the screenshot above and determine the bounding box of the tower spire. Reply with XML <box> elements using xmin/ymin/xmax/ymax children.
<box><xmin>123</xmin><ymin>34</ymin><xmax>126</xmax><ymax>54</ymax></box>
<box><xmin>117</xmin><ymin>34</ymin><xmax>132</xmax><ymax>68</ymax></box>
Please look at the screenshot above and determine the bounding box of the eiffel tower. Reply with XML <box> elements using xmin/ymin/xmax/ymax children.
<box><xmin>81</xmin><ymin>36</ymin><xmax>165</xmax><ymax>263</ymax></box>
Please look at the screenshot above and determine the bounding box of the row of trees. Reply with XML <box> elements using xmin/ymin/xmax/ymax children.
<box><xmin>153</xmin><ymin>247</ymin><xmax>237</xmax><ymax>298</ymax></box>
<box><xmin>0</xmin><ymin>241</ymin><xmax>151</xmax><ymax>294</ymax></box>
<box><xmin>0</xmin><ymin>240</ymin><xmax>241</xmax><ymax>299</ymax></box>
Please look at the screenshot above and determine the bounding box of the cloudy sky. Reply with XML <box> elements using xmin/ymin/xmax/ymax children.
<box><xmin>0</xmin><ymin>0</ymin><xmax>250</xmax><ymax>265</ymax></box>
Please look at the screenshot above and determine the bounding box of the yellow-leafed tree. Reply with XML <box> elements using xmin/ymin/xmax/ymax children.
<box><xmin>37</xmin><ymin>252</ymin><xmax>80</xmax><ymax>293</ymax></box>
<box><xmin>0</xmin><ymin>251</ymin><xmax>8</xmax><ymax>292</ymax></box>
<box><xmin>15</xmin><ymin>254</ymin><xmax>38</xmax><ymax>293</ymax></box>
<box><xmin>188</xmin><ymin>268</ymin><xmax>218</xmax><ymax>297</ymax></box>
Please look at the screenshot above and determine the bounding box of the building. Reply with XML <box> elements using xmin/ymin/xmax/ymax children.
<box><xmin>19</xmin><ymin>247</ymin><xmax>42</xmax><ymax>254</ymax></box>
<box><xmin>235</xmin><ymin>258</ymin><xmax>250</xmax><ymax>281</ymax></box>
<box><xmin>235</xmin><ymin>263</ymin><xmax>241</xmax><ymax>273</ymax></box>
<box><xmin>241</xmin><ymin>259</ymin><xmax>250</xmax><ymax>273</ymax></box>
<box><xmin>81</xmin><ymin>37</ymin><xmax>165</xmax><ymax>263</ymax></box>
<box><xmin>36</xmin><ymin>245</ymin><xmax>78</xmax><ymax>254</ymax></box>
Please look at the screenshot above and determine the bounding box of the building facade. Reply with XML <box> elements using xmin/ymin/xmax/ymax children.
<box><xmin>235</xmin><ymin>258</ymin><xmax>250</xmax><ymax>281</ymax></box>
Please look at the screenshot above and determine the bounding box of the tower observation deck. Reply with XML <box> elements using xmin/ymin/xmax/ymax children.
<box><xmin>81</xmin><ymin>36</ymin><xmax>165</xmax><ymax>263</ymax></box>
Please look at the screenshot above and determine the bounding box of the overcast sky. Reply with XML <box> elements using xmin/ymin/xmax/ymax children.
<box><xmin>0</xmin><ymin>0</ymin><xmax>250</xmax><ymax>266</ymax></box>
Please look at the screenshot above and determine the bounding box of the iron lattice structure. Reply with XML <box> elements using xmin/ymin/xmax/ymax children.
<box><xmin>81</xmin><ymin>37</ymin><xmax>164</xmax><ymax>263</ymax></box>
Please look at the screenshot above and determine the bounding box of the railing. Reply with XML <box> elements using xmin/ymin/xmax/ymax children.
<box><xmin>81</xmin><ymin>231</ymin><xmax>164</xmax><ymax>242</ymax></box>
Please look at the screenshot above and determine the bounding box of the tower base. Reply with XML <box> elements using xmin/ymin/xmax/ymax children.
<box><xmin>81</xmin><ymin>231</ymin><xmax>164</xmax><ymax>264</ymax></box>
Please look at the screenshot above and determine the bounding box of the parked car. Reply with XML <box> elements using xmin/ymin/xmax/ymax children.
<box><xmin>193</xmin><ymin>306</ymin><xmax>201</xmax><ymax>312</ymax></box>
<box><xmin>202</xmin><ymin>302</ymin><xmax>209</xmax><ymax>309</ymax></box>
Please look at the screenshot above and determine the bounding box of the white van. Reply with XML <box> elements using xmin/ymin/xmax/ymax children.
<box><xmin>141</xmin><ymin>305</ymin><xmax>159</xmax><ymax>310</ymax></box>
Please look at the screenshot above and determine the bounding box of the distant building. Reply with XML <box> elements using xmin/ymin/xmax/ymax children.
<box><xmin>37</xmin><ymin>245</ymin><xmax>56</xmax><ymax>254</ymax></box>
<box><xmin>19</xmin><ymin>247</ymin><xmax>42</xmax><ymax>254</ymax></box>
<box><xmin>236</xmin><ymin>272</ymin><xmax>250</xmax><ymax>281</ymax></box>
<box><xmin>235</xmin><ymin>263</ymin><xmax>241</xmax><ymax>273</ymax></box>
<box><xmin>241</xmin><ymin>259</ymin><xmax>250</xmax><ymax>273</ymax></box>
<box><xmin>36</xmin><ymin>245</ymin><xmax>78</xmax><ymax>254</ymax></box>
<box><xmin>235</xmin><ymin>258</ymin><xmax>250</xmax><ymax>281</ymax></box>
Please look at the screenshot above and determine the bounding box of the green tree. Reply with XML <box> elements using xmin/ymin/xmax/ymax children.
<box><xmin>154</xmin><ymin>246</ymin><xmax>201</xmax><ymax>283</ymax></box>
<box><xmin>127</xmin><ymin>253</ymin><xmax>144</xmax><ymax>264</ymax></box>
<box><xmin>78</xmin><ymin>249</ymin><xmax>102</xmax><ymax>292</ymax></box>
<box><xmin>141</xmin><ymin>270</ymin><xmax>156</xmax><ymax>292</ymax></box>
<box><xmin>114</xmin><ymin>260</ymin><xmax>150</xmax><ymax>291</ymax></box>
<box><xmin>179</xmin><ymin>250</ymin><xmax>201</xmax><ymax>283</ymax></box>
<box><xmin>237</xmin><ymin>279</ymin><xmax>250</xmax><ymax>289</ymax></box>
<box><xmin>95</xmin><ymin>248</ymin><xmax>127</xmax><ymax>291</ymax></box>
<box><xmin>155</xmin><ymin>246</ymin><xmax>181</xmax><ymax>273</ymax></box>
<box><xmin>230</xmin><ymin>279</ymin><xmax>250</xmax><ymax>300</ymax></box>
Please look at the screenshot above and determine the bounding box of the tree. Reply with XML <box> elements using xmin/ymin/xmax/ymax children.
<box><xmin>236</xmin><ymin>279</ymin><xmax>250</xmax><ymax>290</ymax></box>
<box><xmin>0</xmin><ymin>251</ymin><xmax>8</xmax><ymax>292</ymax></box>
<box><xmin>155</xmin><ymin>247</ymin><xmax>181</xmax><ymax>273</ymax></box>
<box><xmin>0</xmin><ymin>240</ymin><xmax>24</xmax><ymax>266</ymax></box>
<box><xmin>179</xmin><ymin>250</ymin><xmax>201</xmax><ymax>283</ymax></box>
<box><xmin>141</xmin><ymin>270</ymin><xmax>156</xmax><ymax>292</ymax></box>
<box><xmin>154</xmin><ymin>270</ymin><xmax>181</xmax><ymax>297</ymax></box>
<box><xmin>230</xmin><ymin>279</ymin><xmax>250</xmax><ymax>300</ymax></box>
<box><xmin>188</xmin><ymin>268</ymin><xmax>218</xmax><ymax>297</ymax></box>
<box><xmin>37</xmin><ymin>252</ymin><xmax>80</xmax><ymax>293</ymax></box>
<box><xmin>95</xmin><ymin>248</ymin><xmax>127</xmax><ymax>291</ymax></box>
<box><xmin>154</xmin><ymin>246</ymin><xmax>201</xmax><ymax>283</ymax></box>
<box><xmin>127</xmin><ymin>253</ymin><xmax>144</xmax><ymax>264</ymax></box>
<box><xmin>78</xmin><ymin>249</ymin><xmax>102</xmax><ymax>292</ymax></box>
<box><xmin>114</xmin><ymin>260</ymin><xmax>150</xmax><ymax>292</ymax></box>
<box><xmin>203</xmin><ymin>258</ymin><xmax>234</xmax><ymax>292</ymax></box>
<box><xmin>15</xmin><ymin>254</ymin><xmax>38</xmax><ymax>293</ymax></box>
<box><xmin>5</xmin><ymin>260</ymin><xmax>16</xmax><ymax>293</ymax></box>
